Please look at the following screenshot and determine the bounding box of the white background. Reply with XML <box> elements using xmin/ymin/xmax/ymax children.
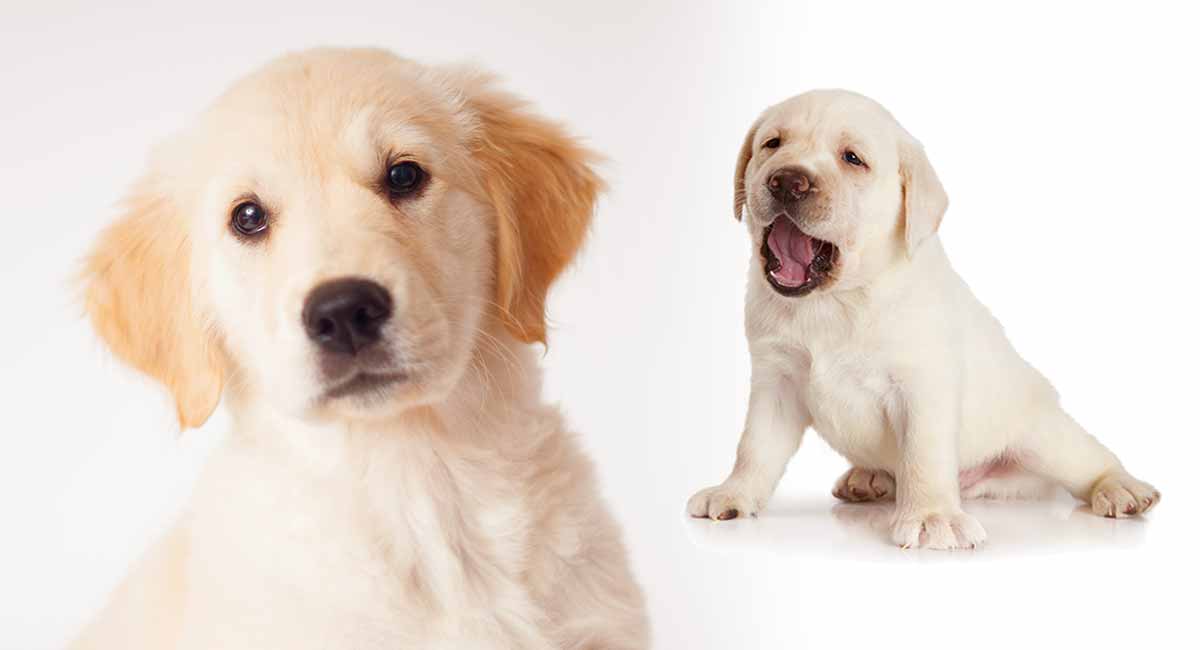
<box><xmin>2</xmin><ymin>1</ymin><xmax>1198</xmax><ymax>648</ymax></box>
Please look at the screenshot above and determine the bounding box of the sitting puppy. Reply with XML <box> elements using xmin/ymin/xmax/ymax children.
<box><xmin>688</xmin><ymin>90</ymin><xmax>1159</xmax><ymax>549</ymax></box>
<box><xmin>72</xmin><ymin>49</ymin><xmax>647</xmax><ymax>649</ymax></box>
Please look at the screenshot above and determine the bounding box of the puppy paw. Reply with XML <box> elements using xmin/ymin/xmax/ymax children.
<box><xmin>1090</xmin><ymin>472</ymin><xmax>1160</xmax><ymax>518</ymax></box>
<box><xmin>891</xmin><ymin>509</ymin><xmax>986</xmax><ymax>550</ymax></box>
<box><xmin>687</xmin><ymin>482</ymin><xmax>766</xmax><ymax>520</ymax></box>
<box><xmin>832</xmin><ymin>467</ymin><xmax>895</xmax><ymax>502</ymax></box>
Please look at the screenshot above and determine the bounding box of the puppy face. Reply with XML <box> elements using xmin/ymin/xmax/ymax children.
<box><xmin>83</xmin><ymin>49</ymin><xmax>600</xmax><ymax>428</ymax></box>
<box><xmin>733</xmin><ymin>90</ymin><xmax>947</xmax><ymax>297</ymax></box>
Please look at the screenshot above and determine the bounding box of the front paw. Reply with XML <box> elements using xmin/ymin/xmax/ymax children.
<box><xmin>891</xmin><ymin>509</ymin><xmax>986</xmax><ymax>550</ymax></box>
<box><xmin>687</xmin><ymin>482</ymin><xmax>767</xmax><ymax>520</ymax></box>
<box><xmin>1090</xmin><ymin>472</ymin><xmax>1160</xmax><ymax>518</ymax></box>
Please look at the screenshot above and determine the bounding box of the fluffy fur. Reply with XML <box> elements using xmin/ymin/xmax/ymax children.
<box><xmin>73</xmin><ymin>48</ymin><xmax>647</xmax><ymax>648</ymax></box>
<box><xmin>688</xmin><ymin>90</ymin><xmax>1160</xmax><ymax>549</ymax></box>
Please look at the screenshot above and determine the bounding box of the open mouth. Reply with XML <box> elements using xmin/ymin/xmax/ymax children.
<box><xmin>760</xmin><ymin>215</ymin><xmax>839</xmax><ymax>297</ymax></box>
<box><xmin>324</xmin><ymin>372</ymin><xmax>407</xmax><ymax>400</ymax></box>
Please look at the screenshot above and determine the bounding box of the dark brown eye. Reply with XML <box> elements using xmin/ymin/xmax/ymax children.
<box><xmin>763</xmin><ymin>137</ymin><xmax>781</xmax><ymax>149</ymax></box>
<box><xmin>386</xmin><ymin>161</ymin><xmax>426</xmax><ymax>196</ymax></box>
<box><xmin>843</xmin><ymin>150</ymin><xmax>866</xmax><ymax>167</ymax></box>
<box><xmin>231</xmin><ymin>201</ymin><xmax>268</xmax><ymax>237</ymax></box>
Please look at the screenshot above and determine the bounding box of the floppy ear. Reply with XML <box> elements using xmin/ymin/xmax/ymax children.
<box><xmin>898</xmin><ymin>134</ymin><xmax>949</xmax><ymax>257</ymax></box>
<box><xmin>464</xmin><ymin>79</ymin><xmax>603</xmax><ymax>345</ymax></box>
<box><xmin>732</xmin><ymin>116</ymin><xmax>764</xmax><ymax>221</ymax></box>
<box><xmin>81</xmin><ymin>178</ymin><xmax>225</xmax><ymax>429</ymax></box>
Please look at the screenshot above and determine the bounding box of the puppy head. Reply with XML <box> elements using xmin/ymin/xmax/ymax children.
<box><xmin>82</xmin><ymin>49</ymin><xmax>600</xmax><ymax>428</ymax></box>
<box><xmin>734</xmin><ymin>89</ymin><xmax>947</xmax><ymax>297</ymax></box>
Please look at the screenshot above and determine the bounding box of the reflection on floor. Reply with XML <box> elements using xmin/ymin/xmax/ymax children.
<box><xmin>684</xmin><ymin>489</ymin><xmax>1151</xmax><ymax>560</ymax></box>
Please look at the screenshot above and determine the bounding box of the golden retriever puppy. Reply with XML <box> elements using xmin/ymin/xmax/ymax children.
<box><xmin>72</xmin><ymin>48</ymin><xmax>647</xmax><ymax>649</ymax></box>
<box><xmin>688</xmin><ymin>90</ymin><xmax>1160</xmax><ymax>549</ymax></box>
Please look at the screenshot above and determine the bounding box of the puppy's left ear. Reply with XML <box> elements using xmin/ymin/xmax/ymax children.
<box><xmin>732</xmin><ymin>115</ymin><xmax>764</xmax><ymax>221</ymax></box>
<box><xmin>898</xmin><ymin>134</ymin><xmax>949</xmax><ymax>257</ymax></box>
<box><xmin>81</xmin><ymin>177</ymin><xmax>226</xmax><ymax>429</ymax></box>
<box><xmin>463</xmin><ymin>76</ymin><xmax>603</xmax><ymax>345</ymax></box>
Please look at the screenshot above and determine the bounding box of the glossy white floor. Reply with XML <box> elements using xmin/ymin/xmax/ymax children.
<box><xmin>2</xmin><ymin>2</ymin><xmax>1196</xmax><ymax>649</ymax></box>
<box><xmin>686</xmin><ymin>472</ymin><xmax>1156</xmax><ymax>563</ymax></box>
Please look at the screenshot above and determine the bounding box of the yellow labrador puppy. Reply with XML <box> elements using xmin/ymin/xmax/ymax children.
<box><xmin>73</xmin><ymin>49</ymin><xmax>647</xmax><ymax>649</ymax></box>
<box><xmin>688</xmin><ymin>90</ymin><xmax>1160</xmax><ymax>549</ymax></box>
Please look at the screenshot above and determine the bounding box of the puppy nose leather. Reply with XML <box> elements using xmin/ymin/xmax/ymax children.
<box><xmin>768</xmin><ymin>168</ymin><xmax>812</xmax><ymax>202</ymax></box>
<box><xmin>302</xmin><ymin>278</ymin><xmax>393</xmax><ymax>355</ymax></box>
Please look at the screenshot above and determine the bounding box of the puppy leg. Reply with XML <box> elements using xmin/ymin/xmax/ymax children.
<box><xmin>889</xmin><ymin>383</ymin><xmax>986</xmax><ymax>550</ymax></box>
<box><xmin>832</xmin><ymin>467</ymin><xmax>895</xmax><ymax>502</ymax></box>
<box><xmin>688</xmin><ymin>369</ymin><xmax>809</xmax><ymax>520</ymax></box>
<box><xmin>1021</xmin><ymin>409</ymin><xmax>1160</xmax><ymax>517</ymax></box>
<box><xmin>961</xmin><ymin>471</ymin><xmax>1055</xmax><ymax>500</ymax></box>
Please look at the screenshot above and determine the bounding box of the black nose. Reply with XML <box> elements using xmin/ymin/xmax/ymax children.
<box><xmin>302</xmin><ymin>278</ymin><xmax>393</xmax><ymax>355</ymax></box>
<box><xmin>768</xmin><ymin>167</ymin><xmax>813</xmax><ymax>203</ymax></box>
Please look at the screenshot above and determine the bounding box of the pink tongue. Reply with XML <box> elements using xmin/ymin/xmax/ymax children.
<box><xmin>767</xmin><ymin>218</ymin><xmax>815</xmax><ymax>286</ymax></box>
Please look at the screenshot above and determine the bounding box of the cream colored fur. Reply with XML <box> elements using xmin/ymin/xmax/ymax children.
<box><xmin>688</xmin><ymin>90</ymin><xmax>1160</xmax><ymax>550</ymax></box>
<box><xmin>73</xmin><ymin>49</ymin><xmax>647</xmax><ymax>648</ymax></box>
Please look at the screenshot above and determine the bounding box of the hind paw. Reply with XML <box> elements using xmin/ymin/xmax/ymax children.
<box><xmin>1090</xmin><ymin>472</ymin><xmax>1160</xmax><ymax>518</ymax></box>
<box><xmin>832</xmin><ymin>467</ymin><xmax>895</xmax><ymax>502</ymax></box>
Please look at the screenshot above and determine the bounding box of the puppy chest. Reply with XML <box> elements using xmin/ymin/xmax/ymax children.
<box><xmin>803</xmin><ymin>351</ymin><xmax>899</xmax><ymax>463</ymax></box>
<box><xmin>186</xmin><ymin>453</ymin><xmax>538</xmax><ymax>647</ymax></box>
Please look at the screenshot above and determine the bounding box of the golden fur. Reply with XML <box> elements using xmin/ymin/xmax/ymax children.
<box><xmin>460</xmin><ymin>71</ymin><xmax>604</xmax><ymax>344</ymax></box>
<box><xmin>73</xmin><ymin>48</ymin><xmax>647</xmax><ymax>648</ymax></box>
<box><xmin>82</xmin><ymin>182</ymin><xmax>225</xmax><ymax>428</ymax></box>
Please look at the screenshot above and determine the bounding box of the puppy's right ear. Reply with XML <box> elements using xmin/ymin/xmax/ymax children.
<box><xmin>898</xmin><ymin>133</ymin><xmax>949</xmax><ymax>257</ymax></box>
<box><xmin>732</xmin><ymin>116</ymin><xmax>764</xmax><ymax>221</ymax></box>
<box><xmin>456</xmin><ymin>72</ymin><xmax>603</xmax><ymax>346</ymax></box>
<box><xmin>81</xmin><ymin>178</ymin><xmax>224</xmax><ymax>430</ymax></box>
